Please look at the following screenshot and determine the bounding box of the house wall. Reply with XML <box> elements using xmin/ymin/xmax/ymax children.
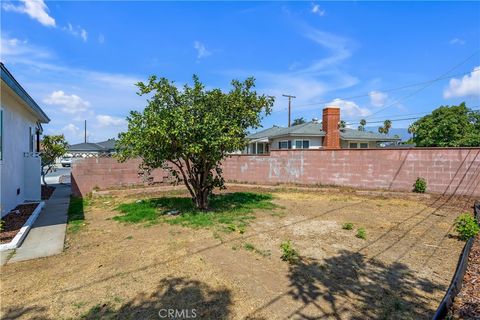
<box><xmin>340</xmin><ymin>140</ymin><xmax>378</xmax><ymax>148</ymax></box>
<box><xmin>0</xmin><ymin>85</ymin><xmax>39</xmax><ymax>216</ymax></box>
<box><xmin>270</xmin><ymin>136</ymin><xmax>323</xmax><ymax>149</ymax></box>
<box><xmin>71</xmin><ymin>148</ymin><xmax>480</xmax><ymax>198</ymax></box>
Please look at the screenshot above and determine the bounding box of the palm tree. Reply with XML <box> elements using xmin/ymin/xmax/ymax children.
<box><xmin>358</xmin><ymin>119</ymin><xmax>366</xmax><ymax>131</ymax></box>
<box><xmin>378</xmin><ymin>120</ymin><xmax>392</xmax><ymax>135</ymax></box>
<box><xmin>339</xmin><ymin>120</ymin><xmax>346</xmax><ymax>129</ymax></box>
<box><xmin>408</xmin><ymin>123</ymin><xmax>417</xmax><ymax>138</ymax></box>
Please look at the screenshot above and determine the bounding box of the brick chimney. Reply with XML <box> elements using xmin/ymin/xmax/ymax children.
<box><xmin>322</xmin><ymin>106</ymin><xmax>341</xmax><ymax>149</ymax></box>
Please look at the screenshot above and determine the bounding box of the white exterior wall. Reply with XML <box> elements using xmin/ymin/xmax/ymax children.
<box><xmin>0</xmin><ymin>86</ymin><xmax>40</xmax><ymax>217</ymax></box>
<box><xmin>270</xmin><ymin>136</ymin><xmax>323</xmax><ymax>150</ymax></box>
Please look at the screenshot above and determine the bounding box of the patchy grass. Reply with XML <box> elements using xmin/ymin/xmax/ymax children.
<box><xmin>113</xmin><ymin>192</ymin><xmax>278</xmax><ymax>231</ymax></box>
<box><xmin>67</xmin><ymin>197</ymin><xmax>90</xmax><ymax>233</ymax></box>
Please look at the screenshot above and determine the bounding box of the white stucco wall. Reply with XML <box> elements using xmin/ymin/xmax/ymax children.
<box><xmin>270</xmin><ymin>136</ymin><xmax>324</xmax><ymax>150</ymax></box>
<box><xmin>0</xmin><ymin>85</ymin><xmax>39</xmax><ymax>217</ymax></box>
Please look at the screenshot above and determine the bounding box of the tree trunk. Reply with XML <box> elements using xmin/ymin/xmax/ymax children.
<box><xmin>193</xmin><ymin>187</ymin><xmax>209</xmax><ymax>210</ymax></box>
<box><xmin>42</xmin><ymin>170</ymin><xmax>48</xmax><ymax>187</ymax></box>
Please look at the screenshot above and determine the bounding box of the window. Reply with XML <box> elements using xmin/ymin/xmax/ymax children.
<box><xmin>360</xmin><ymin>143</ymin><xmax>368</xmax><ymax>149</ymax></box>
<box><xmin>295</xmin><ymin>140</ymin><xmax>310</xmax><ymax>149</ymax></box>
<box><xmin>257</xmin><ymin>143</ymin><xmax>264</xmax><ymax>154</ymax></box>
<box><xmin>29</xmin><ymin>127</ymin><xmax>34</xmax><ymax>152</ymax></box>
<box><xmin>349</xmin><ymin>142</ymin><xmax>358</xmax><ymax>149</ymax></box>
<box><xmin>279</xmin><ymin>140</ymin><xmax>291</xmax><ymax>149</ymax></box>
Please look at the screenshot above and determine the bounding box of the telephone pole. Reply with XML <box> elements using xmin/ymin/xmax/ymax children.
<box><xmin>84</xmin><ymin>120</ymin><xmax>87</xmax><ymax>143</ymax></box>
<box><xmin>282</xmin><ymin>94</ymin><xmax>296</xmax><ymax>127</ymax></box>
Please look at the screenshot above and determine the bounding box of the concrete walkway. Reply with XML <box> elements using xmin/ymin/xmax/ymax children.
<box><xmin>1</xmin><ymin>184</ymin><xmax>70</xmax><ymax>265</ymax></box>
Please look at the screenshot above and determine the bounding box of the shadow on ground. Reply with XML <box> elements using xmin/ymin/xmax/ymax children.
<box><xmin>1</xmin><ymin>277</ymin><xmax>231</xmax><ymax>320</ymax></box>
<box><xmin>285</xmin><ymin>249</ymin><xmax>445</xmax><ymax>319</ymax></box>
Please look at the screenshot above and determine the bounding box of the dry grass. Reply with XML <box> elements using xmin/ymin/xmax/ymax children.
<box><xmin>0</xmin><ymin>186</ymin><xmax>470</xmax><ymax>319</ymax></box>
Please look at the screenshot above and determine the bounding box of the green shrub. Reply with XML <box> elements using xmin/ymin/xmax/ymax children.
<box><xmin>342</xmin><ymin>222</ymin><xmax>354</xmax><ymax>230</ymax></box>
<box><xmin>280</xmin><ymin>240</ymin><xmax>299</xmax><ymax>263</ymax></box>
<box><xmin>454</xmin><ymin>213</ymin><xmax>479</xmax><ymax>241</ymax></box>
<box><xmin>356</xmin><ymin>227</ymin><xmax>367</xmax><ymax>240</ymax></box>
<box><xmin>413</xmin><ymin>177</ymin><xmax>427</xmax><ymax>193</ymax></box>
<box><xmin>0</xmin><ymin>219</ymin><xmax>4</xmax><ymax>232</ymax></box>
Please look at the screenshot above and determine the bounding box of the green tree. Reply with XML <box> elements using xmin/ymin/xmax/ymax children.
<box><xmin>358</xmin><ymin>119</ymin><xmax>367</xmax><ymax>131</ymax></box>
<box><xmin>339</xmin><ymin>120</ymin><xmax>346</xmax><ymax>129</ymax></box>
<box><xmin>378</xmin><ymin>120</ymin><xmax>392</xmax><ymax>135</ymax></box>
<box><xmin>412</xmin><ymin>103</ymin><xmax>480</xmax><ymax>147</ymax></box>
<box><xmin>292</xmin><ymin>117</ymin><xmax>306</xmax><ymax>126</ymax></box>
<box><xmin>117</xmin><ymin>75</ymin><xmax>274</xmax><ymax>210</ymax></box>
<box><xmin>41</xmin><ymin>135</ymin><xmax>68</xmax><ymax>186</ymax></box>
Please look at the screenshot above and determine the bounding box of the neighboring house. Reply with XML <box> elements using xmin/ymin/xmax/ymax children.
<box><xmin>67</xmin><ymin>139</ymin><xmax>117</xmax><ymax>158</ymax></box>
<box><xmin>244</xmin><ymin>106</ymin><xmax>400</xmax><ymax>154</ymax></box>
<box><xmin>0</xmin><ymin>63</ymin><xmax>50</xmax><ymax>217</ymax></box>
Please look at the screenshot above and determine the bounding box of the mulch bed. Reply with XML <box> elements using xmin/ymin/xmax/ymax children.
<box><xmin>0</xmin><ymin>203</ymin><xmax>39</xmax><ymax>244</ymax></box>
<box><xmin>42</xmin><ymin>185</ymin><xmax>56</xmax><ymax>200</ymax></box>
<box><xmin>449</xmin><ymin>234</ymin><xmax>480</xmax><ymax>319</ymax></box>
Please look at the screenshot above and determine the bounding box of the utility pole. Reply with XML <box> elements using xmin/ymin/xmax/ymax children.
<box><xmin>84</xmin><ymin>120</ymin><xmax>87</xmax><ymax>143</ymax></box>
<box><xmin>282</xmin><ymin>94</ymin><xmax>296</xmax><ymax>127</ymax></box>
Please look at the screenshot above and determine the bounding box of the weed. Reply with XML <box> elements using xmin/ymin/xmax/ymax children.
<box><xmin>454</xmin><ymin>213</ymin><xmax>479</xmax><ymax>241</ymax></box>
<box><xmin>342</xmin><ymin>222</ymin><xmax>354</xmax><ymax>230</ymax></box>
<box><xmin>242</xmin><ymin>242</ymin><xmax>271</xmax><ymax>257</ymax></box>
<box><xmin>413</xmin><ymin>177</ymin><xmax>427</xmax><ymax>193</ymax></box>
<box><xmin>125</xmin><ymin>236</ymin><xmax>133</xmax><ymax>240</ymax></box>
<box><xmin>244</xmin><ymin>243</ymin><xmax>255</xmax><ymax>251</ymax></box>
<box><xmin>356</xmin><ymin>227</ymin><xmax>367</xmax><ymax>240</ymax></box>
<box><xmin>280</xmin><ymin>240</ymin><xmax>299</xmax><ymax>263</ymax></box>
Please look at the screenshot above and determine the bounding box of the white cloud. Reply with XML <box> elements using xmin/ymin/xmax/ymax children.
<box><xmin>193</xmin><ymin>41</ymin><xmax>211</xmax><ymax>59</ymax></box>
<box><xmin>64</xmin><ymin>23</ymin><xmax>88</xmax><ymax>42</ymax></box>
<box><xmin>311</xmin><ymin>3</ymin><xmax>325</xmax><ymax>16</ymax></box>
<box><xmin>369</xmin><ymin>90</ymin><xmax>388</xmax><ymax>107</ymax></box>
<box><xmin>443</xmin><ymin>66</ymin><xmax>480</xmax><ymax>98</ymax></box>
<box><xmin>44</xmin><ymin>91</ymin><xmax>91</xmax><ymax>114</ymax></box>
<box><xmin>2</xmin><ymin>0</ymin><xmax>55</xmax><ymax>27</ymax></box>
<box><xmin>326</xmin><ymin>98</ymin><xmax>371</xmax><ymax>117</ymax></box>
<box><xmin>96</xmin><ymin>115</ymin><xmax>126</xmax><ymax>127</ymax></box>
<box><xmin>449</xmin><ymin>38</ymin><xmax>465</xmax><ymax>45</ymax></box>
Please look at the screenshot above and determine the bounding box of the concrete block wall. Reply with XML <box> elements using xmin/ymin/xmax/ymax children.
<box><xmin>71</xmin><ymin>148</ymin><xmax>480</xmax><ymax>197</ymax></box>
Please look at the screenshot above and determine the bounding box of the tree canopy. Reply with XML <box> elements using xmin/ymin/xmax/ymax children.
<box><xmin>117</xmin><ymin>75</ymin><xmax>274</xmax><ymax>209</ymax></box>
<box><xmin>41</xmin><ymin>135</ymin><xmax>68</xmax><ymax>185</ymax></box>
<box><xmin>412</xmin><ymin>103</ymin><xmax>480</xmax><ymax>147</ymax></box>
<box><xmin>378</xmin><ymin>120</ymin><xmax>392</xmax><ymax>135</ymax></box>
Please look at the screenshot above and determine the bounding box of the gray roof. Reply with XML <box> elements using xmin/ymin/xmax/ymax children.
<box><xmin>1</xmin><ymin>63</ymin><xmax>50</xmax><ymax>123</ymax></box>
<box><xmin>340</xmin><ymin>128</ymin><xmax>400</xmax><ymax>141</ymax></box>
<box><xmin>269</xmin><ymin>121</ymin><xmax>325</xmax><ymax>137</ymax></box>
<box><xmin>68</xmin><ymin>139</ymin><xmax>117</xmax><ymax>152</ymax></box>
<box><xmin>248</xmin><ymin>121</ymin><xmax>400</xmax><ymax>141</ymax></box>
<box><xmin>248</xmin><ymin>126</ymin><xmax>285</xmax><ymax>139</ymax></box>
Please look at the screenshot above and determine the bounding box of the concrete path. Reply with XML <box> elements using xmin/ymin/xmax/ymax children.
<box><xmin>1</xmin><ymin>184</ymin><xmax>70</xmax><ymax>265</ymax></box>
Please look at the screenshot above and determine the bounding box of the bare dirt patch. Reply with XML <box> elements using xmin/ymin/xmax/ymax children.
<box><xmin>0</xmin><ymin>187</ymin><xmax>471</xmax><ymax>319</ymax></box>
<box><xmin>0</xmin><ymin>203</ymin><xmax>39</xmax><ymax>244</ymax></box>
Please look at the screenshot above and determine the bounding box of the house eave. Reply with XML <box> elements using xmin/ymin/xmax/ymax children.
<box><xmin>1</xmin><ymin>63</ymin><xmax>50</xmax><ymax>123</ymax></box>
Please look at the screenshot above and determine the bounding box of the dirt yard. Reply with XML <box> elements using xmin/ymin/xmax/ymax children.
<box><xmin>0</xmin><ymin>185</ymin><xmax>471</xmax><ymax>319</ymax></box>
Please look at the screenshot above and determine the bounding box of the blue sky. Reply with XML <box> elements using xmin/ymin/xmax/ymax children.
<box><xmin>1</xmin><ymin>1</ymin><xmax>479</xmax><ymax>143</ymax></box>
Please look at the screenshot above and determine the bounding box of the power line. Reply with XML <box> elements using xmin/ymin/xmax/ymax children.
<box><xmin>364</xmin><ymin>50</ymin><xmax>479</xmax><ymax>120</ymax></box>
<box><xmin>293</xmin><ymin>69</ymin><xmax>476</xmax><ymax>109</ymax></box>
<box><xmin>346</xmin><ymin>107</ymin><xmax>480</xmax><ymax>126</ymax></box>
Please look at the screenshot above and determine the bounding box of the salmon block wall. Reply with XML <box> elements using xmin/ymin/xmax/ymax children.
<box><xmin>71</xmin><ymin>148</ymin><xmax>480</xmax><ymax>198</ymax></box>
